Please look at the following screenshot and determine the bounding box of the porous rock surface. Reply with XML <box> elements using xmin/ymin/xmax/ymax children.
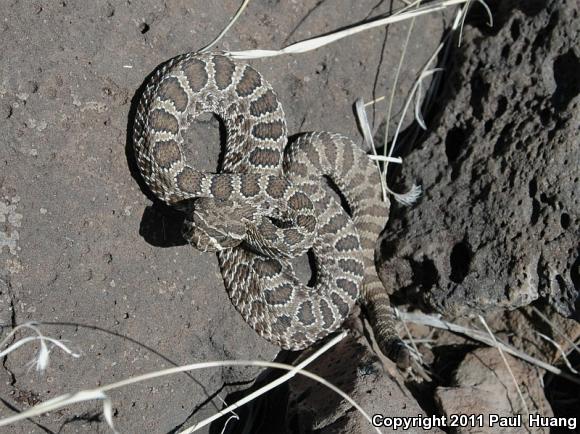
<box><xmin>379</xmin><ymin>0</ymin><xmax>579</xmax><ymax>317</ymax></box>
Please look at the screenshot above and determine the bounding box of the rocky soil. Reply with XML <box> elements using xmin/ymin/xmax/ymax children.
<box><xmin>0</xmin><ymin>0</ymin><xmax>578</xmax><ymax>433</ymax></box>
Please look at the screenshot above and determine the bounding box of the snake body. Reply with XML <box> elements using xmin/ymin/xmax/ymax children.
<box><xmin>133</xmin><ymin>53</ymin><xmax>409</xmax><ymax>366</ymax></box>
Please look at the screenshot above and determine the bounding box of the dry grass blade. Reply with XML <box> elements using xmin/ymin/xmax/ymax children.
<box><xmin>414</xmin><ymin>68</ymin><xmax>444</xmax><ymax>129</ymax></box>
<box><xmin>227</xmin><ymin>0</ymin><xmax>468</xmax><ymax>59</ymax></box>
<box><xmin>364</xmin><ymin>96</ymin><xmax>385</xmax><ymax>107</ymax></box>
<box><xmin>0</xmin><ymin>331</ymin><xmax>381</xmax><ymax>434</ymax></box>
<box><xmin>479</xmin><ymin>315</ymin><xmax>530</xmax><ymax>416</ymax></box>
<box><xmin>180</xmin><ymin>332</ymin><xmax>350</xmax><ymax>432</ymax></box>
<box><xmin>536</xmin><ymin>332</ymin><xmax>579</xmax><ymax>374</ymax></box>
<box><xmin>356</xmin><ymin>90</ymin><xmax>422</xmax><ymax>206</ymax></box>
<box><xmin>355</xmin><ymin>98</ymin><xmax>377</xmax><ymax>153</ymax></box>
<box><xmin>532</xmin><ymin>306</ymin><xmax>580</xmax><ymax>356</ymax></box>
<box><xmin>383</xmin><ymin>0</ymin><xmax>422</xmax><ymax>159</ymax></box>
<box><xmin>389</xmin><ymin>184</ymin><xmax>422</xmax><ymax>205</ymax></box>
<box><xmin>179</xmin><ymin>331</ymin><xmax>381</xmax><ymax>433</ymax></box>
<box><xmin>368</xmin><ymin>155</ymin><xmax>403</xmax><ymax>163</ymax></box>
<box><xmin>376</xmin><ymin>4</ymin><xmax>464</xmax><ymax>206</ymax></box>
<box><xmin>0</xmin><ymin>390</ymin><xmax>119</xmax><ymax>433</ymax></box>
<box><xmin>0</xmin><ymin>322</ymin><xmax>80</xmax><ymax>372</ymax></box>
<box><xmin>458</xmin><ymin>0</ymin><xmax>493</xmax><ymax>46</ymax></box>
<box><xmin>374</xmin><ymin>5</ymin><xmax>478</xmax><ymax>206</ymax></box>
<box><xmin>401</xmin><ymin>318</ymin><xmax>420</xmax><ymax>358</ymax></box>
<box><xmin>181</xmin><ymin>358</ymin><xmax>382</xmax><ymax>434</ymax></box>
<box><xmin>384</xmin><ymin>42</ymin><xmax>442</xmax><ymax>167</ymax></box>
<box><xmin>396</xmin><ymin>310</ymin><xmax>580</xmax><ymax>385</ymax></box>
<box><xmin>199</xmin><ymin>0</ymin><xmax>252</xmax><ymax>53</ymax></box>
<box><xmin>355</xmin><ymin>98</ymin><xmax>399</xmax><ymax>202</ymax></box>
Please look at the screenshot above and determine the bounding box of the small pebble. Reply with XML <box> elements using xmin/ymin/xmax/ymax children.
<box><xmin>0</xmin><ymin>104</ymin><xmax>12</xmax><ymax>119</ymax></box>
<box><xmin>26</xmin><ymin>81</ymin><xmax>39</xmax><ymax>94</ymax></box>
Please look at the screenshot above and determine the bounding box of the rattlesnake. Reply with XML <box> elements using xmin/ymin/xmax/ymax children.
<box><xmin>133</xmin><ymin>52</ymin><xmax>409</xmax><ymax>367</ymax></box>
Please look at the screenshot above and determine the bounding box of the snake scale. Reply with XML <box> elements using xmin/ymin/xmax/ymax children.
<box><xmin>133</xmin><ymin>52</ymin><xmax>409</xmax><ymax>368</ymax></box>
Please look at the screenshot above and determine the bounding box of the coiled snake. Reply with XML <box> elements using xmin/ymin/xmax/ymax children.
<box><xmin>133</xmin><ymin>52</ymin><xmax>409</xmax><ymax>367</ymax></box>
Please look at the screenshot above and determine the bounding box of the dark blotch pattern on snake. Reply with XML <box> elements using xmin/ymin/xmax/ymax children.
<box><xmin>133</xmin><ymin>53</ymin><xmax>409</xmax><ymax>368</ymax></box>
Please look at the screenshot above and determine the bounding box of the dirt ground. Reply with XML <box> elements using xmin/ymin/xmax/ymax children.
<box><xmin>0</xmin><ymin>0</ymin><xmax>578</xmax><ymax>433</ymax></box>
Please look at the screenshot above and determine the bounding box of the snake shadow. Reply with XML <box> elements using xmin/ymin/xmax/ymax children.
<box><xmin>125</xmin><ymin>57</ymin><xmax>231</xmax><ymax>248</ymax></box>
<box><xmin>125</xmin><ymin>59</ymin><xmax>185</xmax><ymax>248</ymax></box>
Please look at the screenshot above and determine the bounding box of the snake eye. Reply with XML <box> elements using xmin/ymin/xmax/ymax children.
<box><xmin>267</xmin><ymin>216</ymin><xmax>293</xmax><ymax>229</ymax></box>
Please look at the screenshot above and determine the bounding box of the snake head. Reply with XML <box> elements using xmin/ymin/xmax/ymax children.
<box><xmin>176</xmin><ymin>195</ymin><xmax>317</xmax><ymax>257</ymax></box>
<box><xmin>177</xmin><ymin>198</ymin><xmax>254</xmax><ymax>252</ymax></box>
